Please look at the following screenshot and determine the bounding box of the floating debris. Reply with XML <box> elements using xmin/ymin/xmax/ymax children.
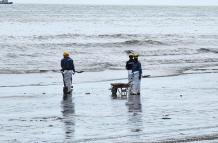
<box><xmin>162</xmin><ymin>117</ymin><xmax>171</xmax><ymax>120</ymax></box>
<box><xmin>131</xmin><ymin>129</ymin><xmax>142</xmax><ymax>132</ymax></box>
<box><xmin>162</xmin><ymin>114</ymin><xmax>171</xmax><ymax>120</ymax></box>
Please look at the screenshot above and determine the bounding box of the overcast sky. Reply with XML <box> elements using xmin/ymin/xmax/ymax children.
<box><xmin>14</xmin><ymin>0</ymin><xmax>218</xmax><ymax>6</ymax></box>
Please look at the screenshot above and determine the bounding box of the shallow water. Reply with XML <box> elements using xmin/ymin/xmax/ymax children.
<box><xmin>0</xmin><ymin>72</ymin><xmax>218</xmax><ymax>142</ymax></box>
<box><xmin>0</xmin><ymin>5</ymin><xmax>218</xmax><ymax>75</ymax></box>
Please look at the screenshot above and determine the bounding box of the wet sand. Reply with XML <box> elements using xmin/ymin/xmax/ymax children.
<box><xmin>0</xmin><ymin>71</ymin><xmax>218</xmax><ymax>143</ymax></box>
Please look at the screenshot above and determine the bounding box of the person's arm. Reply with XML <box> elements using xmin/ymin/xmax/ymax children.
<box><xmin>61</xmin><ymin>59</ymin><xmax>64</xmax><ymax>71</ymax></box>
<box><xmin>125</xmin><ymin>61</ymin><xmax>128</xmax><ymax>70</ymax></box>
<box><xmin>139</xmin><ymin>62</ymin><xmax>142</xmax><ymax>80</ymax></box>
<box><xmin>71</xmin><ymin>60</ymin><xmax>75</xmax><ymax>73</ymax></box>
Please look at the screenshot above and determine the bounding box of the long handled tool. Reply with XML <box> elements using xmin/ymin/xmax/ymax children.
<box><xmin>75</xmin><ymin>70</ymin><xmax>84</xmax><ymax>73</ymax></box>
<box><xmin>142</xmin><ymin>75</ymin><xmax>150</xmax><ymax>78</ymax></box>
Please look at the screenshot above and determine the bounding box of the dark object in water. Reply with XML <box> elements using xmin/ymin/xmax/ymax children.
<box><xmin>162</xmin><ymin>117</ymin><xmax>171</xmax><ymax>120</ymax></box>
<box><xmin>131</xmin><ymin>129</ymin><xmax>142</xmax><ymax>132</ymax></box>
<box><xmin>111</xmin><ymin>83</ymin><xmax>129</xmax><ymax>98</ymax></box>
<box><xmin>85</xmin><ymin>92</ymin><xmax>91</xmax><ymax>95</ymax></box>
<box><xmin>162</xmin><ymin>114</ymin><xmax>171</xmax><ymax>120</ymax></box>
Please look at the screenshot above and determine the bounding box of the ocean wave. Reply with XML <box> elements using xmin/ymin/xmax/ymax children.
<box><xmin>97</xmin><ymin>34</ymin><xmax>140</xmax><ymax>38</ymax></box>
<box><xmin>29</xmin><ymin>33</ymin><xmax>163</xmax><ymax>41</ymax></box>
<box><xmin>77</xmin><ymin>39</ymin><xmax>163</xmax><ymax>47</ymax></box>
<box><xmin>3</xmin><ymin>33</ymin><xmax>200</xmax><ymax>47</ymax></box>
<box><xmin>198</xmin><ymin>48</ymin><xmax>218</xmax><ymax>54</ymax></box>
<box><xmin>23</xmin><ymin>38</ymin><xmax>166</xmax><ymax>48</ymax></box>
<box><xmin>123</xmin><ymin>39</ymin><xmax>165</xmax><ymax>45</ymax></box>
<box><xmin>0</xmin><ymin>62</ymin><xmax>118</xmax><ymax>74</ymax></box>
<box><xmin>9</xmin><ymin>33</ymin><xmax>218</xmax><ymax>42</ymax></box>
<box><xmin>0</xmin><ymin>69</ymin><xmax>60</xmax><ymax>74</ymax></box>
<box><xmin>32</xmin><ymin>33</ymin><xmax>83</xmax><ymax>40</ymax></box>
<box><xmin>32</xmin><ymin>33</ymin><xmax>144</xmax><ymax>40</ymax></box>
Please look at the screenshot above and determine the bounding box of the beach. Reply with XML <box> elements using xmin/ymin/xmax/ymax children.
<box><xmin>1</xmin><ymin>4</ymin><xmax>218</xmax><ymax>142</ymax></box>
<box><xmin>0</xmin><ymin>71</ymin><xmax>218</xmax><ymax>142</ymax></box>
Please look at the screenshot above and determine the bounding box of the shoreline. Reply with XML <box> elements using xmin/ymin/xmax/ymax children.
<box><xmin>0</xmin><ymin>69</ymin><xmax>218</xmax><ymax>87</ymax></box>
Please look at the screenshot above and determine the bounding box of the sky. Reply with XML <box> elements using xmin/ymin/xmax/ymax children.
<box><xmin>14</xmin><ymin>0</ymin><xmax>218</xmax><ymax>6</ymax></box>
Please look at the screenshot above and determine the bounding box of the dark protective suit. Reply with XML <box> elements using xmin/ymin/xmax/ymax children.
<box><xmin>126</xmin><ymin>59</ymin><xmax>134</xmax><ymax>70</ymax></box>
<box><xmin>61</xmin><ymin>57</ymin><xmax>75</xmax><ymax>93</ymax></box>
<box><xmin>126</xmin><ymin>59</ymin><xmax>135</xmax><ymax>83</ymax></box>
<box><xmin>132</xmin><ymin>61</ymin><xmax>142</xmax><ymax>77</ymax></box>
<box><xmin>131</xmin><ymin>60</ymin><xmax>142</xmax><ymax>95</ymax></box>
<box><xmin>61</xmin><ymin>57</ymin><xmax>75</xmax><ymax>72</ymax></box>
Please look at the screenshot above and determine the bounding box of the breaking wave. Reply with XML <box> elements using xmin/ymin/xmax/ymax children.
<box><xmin>28</xmin><ymin>33</ymin><xmax>166</xmax><ymax>46</ymax></box>
<box><xmin>198</xmin><ymin>48</ymin><xmax>218</xmax><ymax>54</ymax></box>
<box><xmin>123</xmin><ymin>39</ymin><xmax>165</xmax><ymax>45</ymax></box>
<box><xmin>58</xmin><ymin>39</ymin><xmax>164</xmax><ymax>47</ymax></box>
<box><xmin>12</xmin><ymin>33</ymin><xmax>218</xmax><ymax>42</ymax></box>
<box><xmin>1</xmin><ymin>32</ymin><xmax>218</xmax><ymax>75</ymax></box>
<box><xmin>31</xmin><ymin>33</ymin><xmax>144</xmax><ymax>40</ymax></box>
<box><xmin>0</xmin><ymin>69</ymin><xmax>60</xmax><ymax>74</ymax></box>
<box><xmin>31</xmin><ymin>33</ymin><xmax>83</xmax><ymax>40</ymax></box>
<box><xmin>97</xmin><ymin>33</ymin><xmax>140</xmax><ymax>38</ymax></box>
<box><xmin>26</xmin><ymin>39</ymin><xmax>166</xmax><ymax>48</ymax></box>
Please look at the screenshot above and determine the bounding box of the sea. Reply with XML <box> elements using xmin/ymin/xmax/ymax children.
<box><xmin>0</xmin><ymin>4</ymin><xmax>218</xmax><ymax>75</ymax></box>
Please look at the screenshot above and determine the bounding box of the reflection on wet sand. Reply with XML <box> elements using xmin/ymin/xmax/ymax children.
<box><xmin>127</xmin><ymin>95</ymin><xmax>142</xmax><ymax>112</ymax></box>
<box><xmin>127</xmin><ymin>95</ymin><xmax>143</xmax><ymax>141</ymax></box>
<box><xmin>61</xmin><ymin>96</ymin><xmax>75</xmax><ymax>143</ymax></box>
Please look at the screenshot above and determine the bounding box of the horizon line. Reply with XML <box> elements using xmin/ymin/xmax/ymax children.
<box><xmin>12</xmin><ymin>3</ymin><xmax>218</xmax><ymax>7</ymax></box>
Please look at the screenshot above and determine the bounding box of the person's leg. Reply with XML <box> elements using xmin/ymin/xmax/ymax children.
<box><xmin>128</xmin><ymin>70</ymin><xmax>133</xmax><ymax>83</ymax></box>
<box><xmin>62</xmin><ymin>72</ymin><xmax>66</xmax><ymax>87</ymax></box>
<box><xmin>127</xmin><ymin>70</ymin><xmax>133</xmax><ymax>98</ymax></box>
<box><xmin>135</xmin><ymin>72</ymin><xmax>141</xmax><ymax>95</ymax></box>
<box><xmin>64</xmin><ymin>71</ymin><xmax>73</xmax><ymax>93</ymax></box>
<box><xmin>132</xmin><ymin>72</ymin><xmax>139</xmax><ymax>95</ymax></box>
<box><xmin>137</xmin><ymin>78</ymin><xmax>141</xmax><ymax>95</ymax></box>
<box><xmin>62</xmin><ymin>72</ymin><xmax>67</xmax><ymax>94</ymax></box>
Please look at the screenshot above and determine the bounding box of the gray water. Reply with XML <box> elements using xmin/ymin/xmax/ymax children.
<box><xmin>0</xmin><ymin>72</ymin><xmax>218</xmax><ymax>142</ymax></box>
<box><xmin>0</xmin><ymin>4</ymin><xmax>218</xmax><ymax>75</ymax></box>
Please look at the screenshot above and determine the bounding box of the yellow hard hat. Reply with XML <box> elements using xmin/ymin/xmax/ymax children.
<box><xmin>129</xmin><ymin>53</ymin><xmax>134</xmax><ymax>57</ymax></box>
<box><xmin>63</xmin><ymin>51</ymin><xmax>69</xmax><ymax>57</ymax></box>
<box><xmin>133</xmin><ymin>53</ymin><xmax>139</xmax><ymax>57</ymax></box>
